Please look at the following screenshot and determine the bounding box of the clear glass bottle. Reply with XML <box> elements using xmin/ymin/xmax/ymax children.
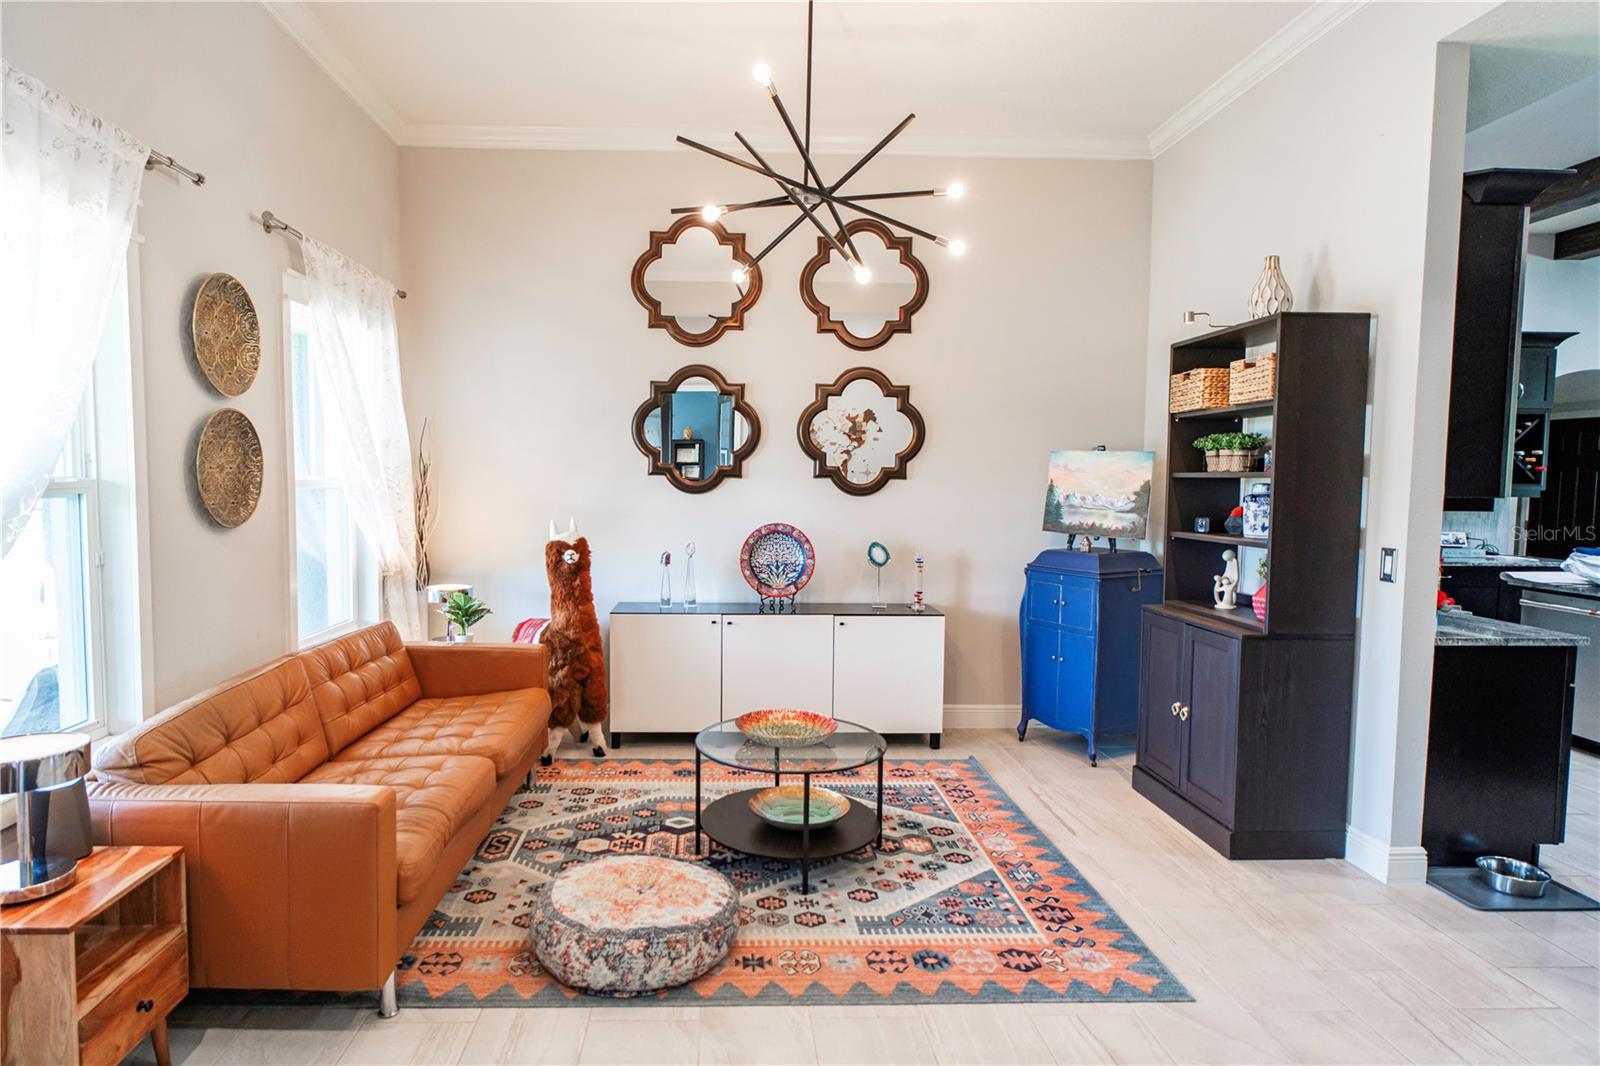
<box><xmin>659</xmin><ymin>551</ymin><xmax>672</xmax><ymax>607</ymax></box>
<box><xmin>684</xmin><ymin>542</ymin><xmax>697</xmax><ymax>606</ymax></box>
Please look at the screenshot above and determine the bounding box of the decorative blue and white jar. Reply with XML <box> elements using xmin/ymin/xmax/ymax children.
<box><xmin>1243</xmin><ymin>482</ymin><xmax>1272</xmax><ymax>539</ymax></box>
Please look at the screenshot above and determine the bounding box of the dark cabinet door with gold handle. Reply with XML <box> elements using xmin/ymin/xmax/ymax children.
<box><xmin>1136</xmin><ymin>611</ymin><xmax>1186</xmax><ymax>789</ymax></box>
<box><xmin>1180</xmin><ymin>626</ymin><xmax>1239</xmax><ymax>826</ymax></box>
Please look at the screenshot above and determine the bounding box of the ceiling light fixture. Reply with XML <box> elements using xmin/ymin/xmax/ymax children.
<box><xmin>671</xmin><ymin>0</ymin><xmax>965</xmax><ymax>285</ymax></box>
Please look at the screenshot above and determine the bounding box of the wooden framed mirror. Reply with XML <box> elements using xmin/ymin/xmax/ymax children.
<box><xmin>632</xmin><ymin>364</ymin><xmax>761</xmax><ymax>493</ymax></box>
<box><xmin>799</xmin><ymin>219</ymin><xmax>929</xmax><ymax>351</ymax></box>
<box><xmin>797</xmin><ymin>366</ymin><xmax>925</xmax><ymax>495</ymax></box>
<box><xmin>631</xmin><ymin>217</ymin><xmax>762</xmax><ymax>347</ymax></box>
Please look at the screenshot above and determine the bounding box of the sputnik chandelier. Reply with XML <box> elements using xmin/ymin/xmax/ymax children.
<box><xmin>672</xmin><ymin>0</ymin><xmax>966</xmax><ymax>287</ymax></box>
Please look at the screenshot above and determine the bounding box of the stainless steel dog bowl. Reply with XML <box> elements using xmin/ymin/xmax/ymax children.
<box><xmin>1475</xmin><ymin>855</ymin><xmax>1552</xmax><ymax>898</ymax></box>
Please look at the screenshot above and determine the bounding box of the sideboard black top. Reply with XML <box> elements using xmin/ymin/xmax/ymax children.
<box><xmin>611</xmin><ymin>601</ymin><xmax>942</xmax><ymax>617</ymax></box>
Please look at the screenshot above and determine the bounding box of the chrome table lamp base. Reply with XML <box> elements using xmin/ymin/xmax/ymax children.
<box><xmin>1</xmin><ymin>732</ymin><xmax>93</xmax><ymax>906</ymax></box>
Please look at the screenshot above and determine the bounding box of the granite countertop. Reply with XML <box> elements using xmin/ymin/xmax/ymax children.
<box><xmin>1435</xmin><ymin>609</ymin><xmax>1591</xmax><ymax>648</ymax></box>
<box><xmin>1500</xmin><ymin>571</ymin><xmax>1600</xmax><ymax>601</ymax></box>
<box><xmin>612</xmin><ymin>601</ymin><xmax>943</xmax><ymax>617</ymax></box>
<box><xmin>1440</xmin><ymin>554</ymin><xmax>1566</xmax><ymax>569</ymax></box>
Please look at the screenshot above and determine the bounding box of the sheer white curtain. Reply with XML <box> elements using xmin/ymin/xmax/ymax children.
<box><xmin>301</xmin><ymin>238</ymin><xmax>424</xmax><ymax>640</ymax></box>
<box><xmin>0</xmin><ymin>64</ymin><xmax>148</xmax><ymax>555</ymax></box>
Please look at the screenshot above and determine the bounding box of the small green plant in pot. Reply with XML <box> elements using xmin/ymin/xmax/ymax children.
<box><xmin>1193</xmin><ymin>431</ymin><xmax>1269</xmax><ymax>472</ymax></box>
<box><xmin>442</xmin><ymin>591</ymin><xmax>491</xmax><ymax>642</ymax></box>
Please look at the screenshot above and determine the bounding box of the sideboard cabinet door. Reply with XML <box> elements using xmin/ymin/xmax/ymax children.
<box><xmin>1136</xmin><ymin>611</ymin><xmax>1186</xmax><ymax>789</ymax></box>
<box><xmin>1180</xmin><ymin>627</ymin><xmax>1240</xmax><ymax>827</ymax></box>
<box><xmin>611</xmin><ymin>614</ymin><xmax>724</xmax><ymax>733</ymax></box>
<box><xmin>833</xmin><ymin>616</ymin><xmax>946</xmax><ymax>734</ymax></box>
<box><xmin>721</xmin><ymin>615</ymin><xmax>835</xmax><ymax>718</ymax></box>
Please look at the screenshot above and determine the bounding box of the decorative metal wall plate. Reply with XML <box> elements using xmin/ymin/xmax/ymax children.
<box><xmin>191</xmin><ymin>273</ymin><xmax>262</xmax><ymax>397</ymax></box>
<box><xmin>799</xmin><ymin>219</ymin><xmax>928</xmax><ymax>351</ymax></box>
<box><xmin>631</xmin><ymin>217</ymin><xmax>762</xmax><ymax>347</ymax></box>
<box><xmin>798</xmin><ymin>367</ymin><xmax>925</xmax><ymax>495</ymax></box>
<box><xmin>195</xmin><ymin>408</ymin><xmax>263</xmax><ymax>527</ymax></box>
<box><xmin>631</xmin><ymin>364</ymin><xmax>761</xmax><ymax>494</ymax></box>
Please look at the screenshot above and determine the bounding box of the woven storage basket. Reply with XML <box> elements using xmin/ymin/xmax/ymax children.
<box><xmin>1228</xmin><ymin>353</ymin><xmax>1278</xmax><ymax>405</ymax></box>
<box><xmin>1169</xmin><ymin>368</ymin><xmax>1231</xmax><ymax>413</ymax></box>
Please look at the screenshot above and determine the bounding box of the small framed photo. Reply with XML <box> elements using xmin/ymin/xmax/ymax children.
<box><xmin>680</xmin><ymin>463</ymin><xmax>702</xmax><ymax>480</ymax></box>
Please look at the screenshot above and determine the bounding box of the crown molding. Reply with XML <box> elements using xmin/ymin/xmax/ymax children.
<box><xmin>1147</xmin><ymin>0</ymin><xmax>1371</xmax><ymax>157</ymax></box>
<box><xmin>262</xmin><ymin>0</ymin><xmax>406</xmax><ymax>141</ymax></box>
<box><xmin>398</xmin><ymin>123</ymin><xmax>1153</xmax><ymax>160</ymax></box>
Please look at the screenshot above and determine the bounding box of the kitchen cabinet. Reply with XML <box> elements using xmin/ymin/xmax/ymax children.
<box><xmin>1134</xmin><ymin>605</ymin><xmax>1355</xmax><ymax>859</ymax></box>
<box><xmin>608</xmin><ymin>603</ymin><xmax>944</xmax><ymax>746</ymax></box>
<box><xmin>1018</xmin><ymin>549</ymin><xmax>1162</xmax><ymax>764</ymax></box>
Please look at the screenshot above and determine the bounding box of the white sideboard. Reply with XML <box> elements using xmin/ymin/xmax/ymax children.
<box><xmin>609</xmin><ymin>603</ymin><xmax>946</xmax><ymax>748</ymax></box>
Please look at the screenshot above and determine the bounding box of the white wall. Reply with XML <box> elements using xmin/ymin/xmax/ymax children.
<box><xmin>398</xmin><ymin>149</ymin><xmax>1152</xmax><ymax>708</ymax></box>
<box><xmin>1526</xmin><ymin>235</ymin><xmax>1600</xmax><ymax>381</ymax></box>
<box><xmin>1143</xmin><ymin>2</ymin><xmax>1495</xmax><ymax>882</ymax></box>
<box><xmin>3</xmin><ymin>3</ymin><xmax>401</xmax><ymax>710</ymax></box>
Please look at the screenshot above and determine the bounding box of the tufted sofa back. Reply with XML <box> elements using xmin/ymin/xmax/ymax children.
<box><xmin>93</xmin><ymin>656</ymin><xmax>329</xmax><ymax>785</ymax></box>
<box><xmin>298</xmin><ymin>622</ymin><xmax>422</xmax><ymax>756</ymax></box>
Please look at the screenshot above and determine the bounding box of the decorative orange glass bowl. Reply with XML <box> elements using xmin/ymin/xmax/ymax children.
<box><xmin>734</xmin><ymin>709</ymin><xmax>837</xmax><ymax>748</ymax></box>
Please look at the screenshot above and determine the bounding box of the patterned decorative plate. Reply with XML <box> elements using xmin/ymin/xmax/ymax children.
<box><xmin>734</xmin><ymin>708</ymin><xmax>837</xmax><ymax>747</ymax></box>
<box><xmin>190</xmin><ymin>273</ymin><xmax>261</xmax><ymax>397</ymax></box>
<box><xmin>739</xmin><ymin>523</ymin><xmax>816</xmax><ymax>598</ymax></box>
<box><xmin>748</xmin><ymin>785</ymin><xmax>850</xmax><ymax>830</ymax></box>
<box><xmin>195</xmin><ymin>408</ymin><xmax>263</xmax><ymax>528</ymax></box>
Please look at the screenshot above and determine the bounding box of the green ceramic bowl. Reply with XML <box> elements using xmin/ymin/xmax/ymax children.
<box><xmin>748</xmin><ymin>785</ymin><xmax>850</xmax><ymax>830</ymax></box>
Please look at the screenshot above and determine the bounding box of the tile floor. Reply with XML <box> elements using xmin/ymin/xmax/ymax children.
<box><xmin>129</xmin><ymin>731</ymin><xmax>1600</xmax><ymax>1065</ymax></box>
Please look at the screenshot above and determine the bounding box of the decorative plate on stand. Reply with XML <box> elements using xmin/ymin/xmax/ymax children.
<box><xmin>739</xmin><ymin>523</ymin><xmax>816</xmax><ymax>601</ymax></box>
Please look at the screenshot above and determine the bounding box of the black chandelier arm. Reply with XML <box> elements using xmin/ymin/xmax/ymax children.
<box><xmin>765</xmin><ymin>83</ymin><xmax>859</xmax><ymax>264</ymax></box>
<box><xmin>674</xmin><ymin>136</ymin><xmax>828</xmax><ymax>199</ymax></box>
<box><xmin>828</xmin><ymin>192</ymin><xmax>945</xmax><ymax>245</ymax></box>
<box><xmin>747</xmin><ymin>211</ymin><xmax>811</xmax><ymax>274</ymax></box>
<box><xmin>835</xmin><ymin>189</ymin><xmax>941</xmax><ymax>203</ymax></box>
<box><xmin>669</xmin><ymin>195</ymin><xmax>792</xmax><ymax>216</ymax></box>
<box><xmin>828</xmin><ymin>113</ymin><xmax>917</xmax><ymax>195</ymax></box>
<box><xmin>734</xmin><ymin>131</ymin><xmax>856</xmax><ymax>265</ymax></box>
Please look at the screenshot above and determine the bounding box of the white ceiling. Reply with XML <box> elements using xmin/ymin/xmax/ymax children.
<box><xmin>265</xmin><ymin>0</ymin><xmax>1370</xmax><ymax>159</ymax></box>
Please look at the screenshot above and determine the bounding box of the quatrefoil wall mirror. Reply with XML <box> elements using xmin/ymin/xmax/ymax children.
<box><xmin>633</xmin><ymin>364</ymin><xmax>761</xmax><ymax>493</ymax></box>
<box><xmin>798</xmin><ymin>367</ymin><xmax>925</xmax><ymax>495</ymax></box>
<box><xmin>800</xmin><ymin>219</ymin><xmax>929</xmax><ymax>351</ymax></box>
<box><xmin>631</xmin><ymin>217</ymin><xmax>762</xmax><ymax>347</ymax></box>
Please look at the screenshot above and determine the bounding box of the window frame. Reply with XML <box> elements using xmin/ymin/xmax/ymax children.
<box><xmin>281</xmin><ymin>270</ymin><xmax>378</xmax><ymax>649</ymax></box>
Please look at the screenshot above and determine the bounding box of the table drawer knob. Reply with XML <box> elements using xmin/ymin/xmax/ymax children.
<box><xmin>136</xmin><ymin>999</ymin><xmax>154</xmax><ymax>1013</ymax></box>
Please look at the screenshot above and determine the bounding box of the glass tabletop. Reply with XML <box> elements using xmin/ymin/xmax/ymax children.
<box><xmin>695</xmin><ymin>718</ymin><xmax>887</xmax><ymax>774</ymax></box>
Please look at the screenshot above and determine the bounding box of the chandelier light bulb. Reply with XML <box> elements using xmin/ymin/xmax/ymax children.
<box><xmin>752</xmin><ymin>62</ymin><xmax>772</xmax><ymax>87</ymax></box>
<box><xmin>700</xmin><ymin>204</ymin><xmax>723</xmax><ymax>223</ymax></box>
<box><xmin>731</xmin><ymin>267</ymin><xmax>748</xmax><ymax>284</ymax></box>
<box><xmin>853</xmin><ymin>263</ymin><xmax>872</xmax><ymax>284</ymax></box>
<box><xmin>945</xmin><ymin>182</ymin><xmax>966</xmax><ymax>200</ymax></box>
<box><xmin>948</xmin><ymin>239</ymin><xmax>967</xmax><ymax>257</ymax></box>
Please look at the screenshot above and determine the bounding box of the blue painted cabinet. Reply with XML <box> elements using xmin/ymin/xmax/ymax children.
<box><xmin>1018</xmin><ymin>549</ymin><xmax>1162</xmax><ymax>763</ymax></box>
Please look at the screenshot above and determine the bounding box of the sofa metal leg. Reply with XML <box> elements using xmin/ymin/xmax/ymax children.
<box><xmin>378</xmin><ymin>971</ymin><xmax>398</xmax><ymax>1018</ymax></box>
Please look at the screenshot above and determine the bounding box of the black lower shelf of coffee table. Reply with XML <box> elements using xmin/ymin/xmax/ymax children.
<box><xmin>701</xmin><ymin>790</ymin><xmax>879</xmax><ymax>860</ymax></box>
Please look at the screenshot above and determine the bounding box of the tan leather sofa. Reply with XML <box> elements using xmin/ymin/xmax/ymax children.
<box><xmin>86</xmin><ymin>623</ymin><xmax>550</xmax><ymax>1014</ymax></box>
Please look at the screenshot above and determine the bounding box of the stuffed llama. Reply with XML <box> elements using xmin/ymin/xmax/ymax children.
<box><xmin>542</xmin><ymin>518</ymin><xmax>608</xmax><ymax>763</ymax></box>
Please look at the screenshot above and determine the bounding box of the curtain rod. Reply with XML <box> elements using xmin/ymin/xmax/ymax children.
<box><xmin>145</xmin><ymin>150</ymin><xmax>205</xmax><ymax>186</ymax></box>
<box><xmin>260</xmin><ymin>210</ymin><xmax>408</xmax><ymax>299</ymax></box>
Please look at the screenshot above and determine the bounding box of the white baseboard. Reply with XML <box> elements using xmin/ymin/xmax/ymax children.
<box><xmin>1345</xmin><ymin>823</ymin><xmax>1429</xmax><ymax>884</ymax></box>
<box><xmin>942</xmin><ymin>704</ymin><xmax>1020</xmax><ymax>730</ymax></box>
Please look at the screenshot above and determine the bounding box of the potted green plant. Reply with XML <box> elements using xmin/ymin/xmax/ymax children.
<box><xmin>1193</xmin><ymin>431</ymin><xmax>1269</xmax><ymax>472</ymax></box>
<box><xmin>442</xmin><ymin>590</ymin><xmax>491</xmax><ymax>643</ymax></box>
<box><xmin>1252</xmin><ymin>555</ymin><xmax>1268</xmax><ymax>622</ymax></box>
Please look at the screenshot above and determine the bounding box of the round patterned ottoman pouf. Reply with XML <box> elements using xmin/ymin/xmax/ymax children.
<box><xmin>529</xmin><ymin>855</ymin><xmax>738</xmax><ymax>997</ymax></box>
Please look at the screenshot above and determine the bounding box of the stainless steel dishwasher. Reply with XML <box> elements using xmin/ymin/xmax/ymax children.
<box><xmin>1520</xmin><ymin>591</ymin><xmax>1600</xmax><ymax>749</ymax></box>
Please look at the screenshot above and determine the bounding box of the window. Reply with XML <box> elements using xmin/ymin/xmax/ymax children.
<box><xmin>287</xmin><ymin>281</ymin><xmax>375</xmax><ymax>645</ymax></box>
<box><xmin>0</xmin><ymin>266</ymin><xmax>140</xmax><ymax>739</ymax></box>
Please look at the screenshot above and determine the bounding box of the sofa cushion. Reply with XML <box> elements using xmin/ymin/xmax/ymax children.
<box><xmin>93</xmin><ymin>657</ymin><xmax>328</xmax><ymax>785</ymax></box>
<box><xmin>334</xmin><ymin>689</ymin><xmax>550</xmax><ymax>776</ymax></box>
<box><xmin>300</xmin><ymin>623</ymin><xmax>423</xmax><ymax>757</ymax></box>
<box><xmin>302</xmin><ymin>754</ymin><xmax>495</xmax><ymax>904</ymax></box>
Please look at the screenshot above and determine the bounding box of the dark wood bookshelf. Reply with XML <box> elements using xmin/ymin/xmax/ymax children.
<box><xmin>1135</xmin><ymin>311</ymin><xmax>1371</xmax><ymax>861</ymax></box>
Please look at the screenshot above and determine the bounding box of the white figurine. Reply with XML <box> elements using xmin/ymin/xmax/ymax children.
<box><xmin>1212</xmin><ymin>549</ymin><xmax>1240</xmax><ymax>610</ymax></box>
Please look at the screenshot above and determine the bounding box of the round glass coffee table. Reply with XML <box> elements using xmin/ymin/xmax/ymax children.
<box><xmin>693</xmin><ymin>719</ymin><xmax>887</xmax><ymax>894</ymax></box>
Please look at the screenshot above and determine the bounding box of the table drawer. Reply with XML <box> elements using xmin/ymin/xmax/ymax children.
<box><xmin>78</xmin><ymin>930</ymin><xmax>188</xmax><ymax>1066</ymax></box>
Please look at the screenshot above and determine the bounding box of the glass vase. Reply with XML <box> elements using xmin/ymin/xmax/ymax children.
<box><xmin>684</xmin><ymin>554</ymin><xmax>697</xmax><ymax>606</ymax></box>
<box><xmin>659</xmin><ymin>561</ymin><xmax>671</xmax><ymax>607</ymax></box>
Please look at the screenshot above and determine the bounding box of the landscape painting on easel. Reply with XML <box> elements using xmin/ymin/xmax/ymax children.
<box><xmin>1043</xmin><ymin>450</ymin><xmax>1155</xmax><ymax>539</ymax></box>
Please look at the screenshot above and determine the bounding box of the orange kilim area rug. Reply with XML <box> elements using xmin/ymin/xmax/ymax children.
<box><xmin>396</xmin><ymin>757</ymin><xmax>1190</xmax><ymax>1006</ymax></box>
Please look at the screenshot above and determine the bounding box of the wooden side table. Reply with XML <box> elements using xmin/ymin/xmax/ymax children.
<box><xmin>1</xmin><ymin>846</ymin><xmax>187</xmax><ymax>1066</ymax></box>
